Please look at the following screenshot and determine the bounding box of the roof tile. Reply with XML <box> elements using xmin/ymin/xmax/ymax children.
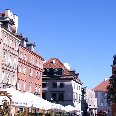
<box><xmin>93</xmin><ymin>80</ymin><xmax>109</xmax><ymax>92</ymax></box>
<box><xmin>43</xmin><ymin>58</ymin><xmax>71</xmax><ymax>76</ymax></box>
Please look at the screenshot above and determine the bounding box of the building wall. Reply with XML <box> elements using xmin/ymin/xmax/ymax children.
<box><xmin>18</xmin><ymin>46</ymin><xmax>43</xmax><ymax>97</ymax></box>
<box><xmin>42</xmin><ymin>78</ymin><xmax>73</xmax><ymax>106</ymax></box>
<box><xmin>0</xmin><ymin>27</ymin><xmax>20</xmax><ymax>89</ymax></box>
<box><xmin>85</xmin><ymin>88</ymin><xmax>97</xmax><ymax>109</ymax></box>
<box><xmin>72</xmin><ymin>80</ymin><xmax>82</xmax><ymax>113</ymax></box>
<box><xmin>95</xmin><ymin>91</ymin><xmax>110</xmax><ymax>112</ymax></box>
<box><xmin>82</xmin><ymin>87</ymin><xmax>97</xmax><ymax>116</ymax></box>
<box><xmin>42</xmin><ymin>77</ymin><xmax>82</xmax><ymax>114</ymax></box>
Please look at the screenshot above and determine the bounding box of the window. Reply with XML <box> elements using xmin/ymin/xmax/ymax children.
<box><xmin>76</xmin><ymin>93</ymin><xmax>78</xmax><ymax>102</ymax></box>
<box><xmin>9</xmin><ymin>39</ymin><xmax>12</xmax><ymax>46</ymax></box>
<box><xmin>38</xmin><ymin>72</ymin><xmax>42</xmax><ymax>79</ymax></box>
<box><xmin>2</xmin><ymin>52</ymin><xmax>6</xmax><ymax>62</ymax></box>
<box><xmin>24</xmin><ymin>54</ymin><xmax>26</xmax><ymax>60</ymax></box>
<box><xmin>51</xmin><ymin>93</ymin><xmax>57</xmax><ymax>101</ymax></box>
<box><xmin>29</xmin><ymin>83</ymin><xmax>31</xmax><ymax>92</ymax></box>
<box><xmin>42</xmin><ymin>92</ymin><xmax>46</xmax><ymax>100</ymax></box>
<box><xmin>113</xmin><ymin>71</ymin><xmax>116</xmax><ymax>74</ymax></box>
<box><xmin>6</xmin><ymin>73</ymin><xmax>10</xmax><ymax>83</ymax></box>
<box><xmin>30</xmin><ymin>57</ymin><xmax>33</xmax><ymax>64</ymax></box>
<box><xmin>35</xmin><ymin>60</ymin><xmax>38</xmax><ymax>66</ymax></box>
<box><xmin>79</xmin><ymin>94</ymin><xmax>81</xmax><ymax>103</ymax></box>
<box><xmin>3</xmin><ymin>34</ymin><xmax>7</xmax><ymax>44</ymax></box>
<box><xmin>74</xmin><ymin>83</ymin><xmax>75</xmax><ymax>89</ymax></box>
<box><xmin>8</xmin><ymin>55</ymin><xmax>11</xmax><ymax>66</ymax></box>
<box><xmin>29</xmin><ymin>68</ymin><xmax>32</xmax><ymax>76</ymax></box>
<box><xmin>52</xmin><ymin>82</ymin><xmax>57</xmax><ymax>88</ymax></box>
<box><xmin>36</xmin><ymin>71</ymin><xmax>38</xmax><ymax>77</ymax></box>
<box><xmin>15</xmin><ymin>41</ymin><xmax>17</xmax><ymax>49</ymax></box>
<box><xmin>1</xmin><ymin>71</ymin><xmax>5</xmax><ymax>83</ymax></box>
<box><xmin>77</xmin><ymin>85</ymin><xmax>78</xmax><ymax>90</ymax></box>
<box><xmin>79</xmin><ymin>86</ymin><xmax>80</xmax><ymax>90</ymax></box>
<box><xmin>38</xmin><ymin>86</ymin><xmax>40</xmax><ymax>94</ymax></box>
<box><xmin>35</xmin><ymin>85</ymin><xmax>37</xmax><ymax>92</ymax></box>
<box><xmin>18</xmin><ymin>65</ymin><xmax>21</xmax><ymax>73</ymax></box>
<box><xmin>12</xmin><ymin>75</ymin><xmax>15</xmax><ymax>86</ymax></box>
<box><xmin>73</xmin><ymin>93</ymin><xmax>76</xmax><ymax>101</ymax></box>
<box><xmin>42</xmin><ymin>83</ymin><xmax>47</xmax><ymax>88</ymax></box>
<box><xmin>23</xmin><ymin>82</ymin><xmax>26</xmax><ymax>91</ymax></box>
<box><xmin>17</xmin><ymin>80</ymin><xmax>21</xmax><ymax>90</ymax></box>
<box><xmin>36</xmin><ymin>61</ymin><xmax>40</xmax><ymax>67</ymax></box>
<box><xmin>13</xmin><ymin>57</ymin><xmax>17</xmax><ymax>69</ymax></box>
<box><xmin>101</xmin><ymin>103</ymin><xmax>103</xmax><ymax>106</ymax></box>
<box><xmin>23</xmin><ymin>67</ymin><xmax>26</xmax><ymax>75</ymax></box>
<box><xmin>19</xmin><ymin>51</ymin><xmax>22</xmax><ymax>59</ymax></box>
<box><xmin>59</xmin><ymin>83</ymin><xmax>64</xmax><ymax>88</ymax></box>
<box><xmin>58</xmin><ymin>93</ymin><xmax>64</xmax><ymax>101</ymax></box>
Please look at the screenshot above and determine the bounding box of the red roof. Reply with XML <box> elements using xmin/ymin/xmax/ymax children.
<box><xmin>43</xmin><ymin>58</ymin><xmax>71</xmax><ymax>76</ymax></box>
<box><xmin>93</xmin><ymin>80</ymin><xmax>109</xmax><ymax>92</ymax></box>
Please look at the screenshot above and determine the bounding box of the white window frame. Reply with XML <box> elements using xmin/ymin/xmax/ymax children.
<box><xmin>23</xmin><ymin>67</ymin><xmax>26</xmax><ymax>75</ymax></box>
<box><xmin>2</xmin><ymin>52</ymin><xmax>6</xmax><ymax>62</ymax></box>
<box><xmin>35</xmin><ymin>85</ymin><xmax>38</xmax><ymax>92</ymax></box>
<box><xmin>24</xmin><ymin>54</ymin><xmax>27</xmax><ymax>61</ymax></box>
<box><xmin>1</xmin><ymin>71</ymin><xmax>5</xmax><ymax>83</ymax></box>
<box><xmin>3</xmin><ymin>34</ymin><xmax>7</xmax><ymax>44</ymax></box>
<box><xmin>30</xmin><ymin>57</ymin><xmax>33</xmax><ymax>64</ymax></box>
<box><xmin>29</xmin><ymin>68</ymin><xmax>33</xmax><ymax>76</ymax></box>
<box><xmin>13</xmin><ymin>57</ymin><xmax>17</xmax><ymax>69</ymax></box>
<box><xmin>9</xmin><ymin>38</ymin><xmax>12</xmax><ymax>47</ymax></box>
<box><xmin>29</xmin><ymin>83</ymin><xmax>31</xmax><ymax>92</ymax></box>
<box><xmin>19</xmin><ymin>51</ymin><xmax>22</xmax><ymax>59</ymax></box>
<box><xmin>18</xmin><ymin>65</ymin><xmax>22</xmax><ymax>73</ymax></box>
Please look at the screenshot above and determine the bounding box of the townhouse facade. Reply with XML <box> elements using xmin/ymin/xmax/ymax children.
<box><xmin>0</xmin><ymin>9</ymin><xmax>20</xmax><ymax>89</ymax></box>
<box><xmin>0</xmin><ymin>9</ymin><xmax>44</xmax><ymax>97</ymax></box>
<box><xmin>42</xmin><ymin>58</ymin><xmax>82</xmax><ymax>114</ymax></box>
<box><xmin>93</xmin><ymin>79</ymin><xmax>110</xmax><ymax>112</ymax></box>
<box><xmin>81</xmin><ymin>87</ymin><xmax>97</xmax><ymax>116</ymax></box>
<box><xmin>17</xmin><ymin>35</ymin><xmax>44</xmax><ymax>96</ymax></box>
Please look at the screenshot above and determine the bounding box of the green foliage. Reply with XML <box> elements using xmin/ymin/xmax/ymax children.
<box><xmin>107</xmin><ymin>75</ymin><xmax>116</xmax><ymax>103</ymax></box>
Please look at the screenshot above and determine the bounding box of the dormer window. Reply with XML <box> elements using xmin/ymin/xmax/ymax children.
<box><xmin>50</xmin><ymin>60</ymin><xmax>56</xmax><ymax>64</ymax></box>
<box><xmin>23</xmin><ymin>41</ymin><xmax>27</xmax><ymax>47</ymax></box>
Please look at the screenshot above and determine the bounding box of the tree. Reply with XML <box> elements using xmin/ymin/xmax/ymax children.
<box><xmin>107</xmin><ymin>75</ymin><xmax>116</xmax><ymax>103</ymax></box>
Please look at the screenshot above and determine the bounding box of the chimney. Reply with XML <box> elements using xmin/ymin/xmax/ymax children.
<box><xmin>53</xmin><ymin>60</ymin><xmax>55</xmax><ymax>64</ymax></box>
<box><xmin>104</xmin><ymin>78</ymin><xmax>107</xmax><ymax>81</ymax></box>
<box><xmin>26</xmin><ymin>42</ymin><xmax>36</xmax><ymax>52</ymax></box>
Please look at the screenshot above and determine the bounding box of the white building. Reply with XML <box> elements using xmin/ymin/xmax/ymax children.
<box><xmin>82</xmin><ymin>87</ymin><xmax>97</xmax><ymax>116</ymax></box>
<box><xmin>0</xmin><ymin>9</ymin><xmax>20</xmax><ymax>89</ymax></box>
<box><xmin>42</xmin><ymin>58</ymin><xmax>82</xmax><ymax>115</ymax></box>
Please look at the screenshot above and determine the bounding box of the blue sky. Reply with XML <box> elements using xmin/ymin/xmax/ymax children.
<box><xmin>1</xmin><ymin>0</ymin><xmax>116</xmax><ymax>89</ymax></box>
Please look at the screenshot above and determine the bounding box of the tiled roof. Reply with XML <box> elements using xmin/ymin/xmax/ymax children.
<box><xmin>93</xmin><ymin>79</ymin><xmax>109</xmax><ymax>92</ymax></box>
<box><xmin>43</xmin><ymin>58</ymin><xmax>71</xmax><ymax>76</ymax></box>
